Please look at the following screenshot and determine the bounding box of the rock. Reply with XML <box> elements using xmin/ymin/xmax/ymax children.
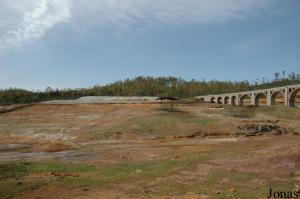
<box><xmin>238</xmin><ymin>120</ymin><xmax>297</xmax><ymax>136</ymax></box>
<box><xmin>136</xmin><ymin>169</ymin><xmax>142</xmax><ymax>173</ymax></box>
<box><xmin>294</xmin><ymin>176</ymin><xmax>300</xmax><ymax>182</ymax></box>
<box><xmin>184</xmin><ymin>195</ymin><xmax>209</xmax><ymax>199</ymax></box>
<box><xmin>174</xmin><ymin>132</ymin><xmax>203</xmax><ymax>139</ymax></box>
<box><xmin>50</xmin><ymin>172</ymin><xmax>80</xmax><ymax>177</ymax></box>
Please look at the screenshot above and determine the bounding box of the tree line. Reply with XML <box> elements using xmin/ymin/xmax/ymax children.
<box><xmin>1</xmin><ymin>72</ymin><xmax>300</xmax><ymax>105</ymax></box>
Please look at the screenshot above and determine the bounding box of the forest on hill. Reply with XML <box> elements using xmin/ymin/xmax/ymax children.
<box><xmin>1</xmin><ymin>72</ymin><xmax>300</xmax><ymax>105</ymax></box>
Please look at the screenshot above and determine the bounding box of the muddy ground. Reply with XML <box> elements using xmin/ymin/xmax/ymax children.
<box><xmin>0</xmin><ymin>102</ymin><xmax>299</xmax><ymax>199</ymax></box>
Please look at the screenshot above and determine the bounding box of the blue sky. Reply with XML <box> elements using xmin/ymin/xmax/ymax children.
<box><xmin>0</xmin><ymin>0</ymin><xmax>299</xmax><ymax>90</ymax></box>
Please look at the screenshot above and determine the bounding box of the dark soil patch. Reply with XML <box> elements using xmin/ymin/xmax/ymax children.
<box><xmin>237</xmin><ymin>120</ymin><xmax>298</xmax><ymax>136</ymax></box>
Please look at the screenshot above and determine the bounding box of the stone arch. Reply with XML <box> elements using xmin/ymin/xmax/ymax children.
<box><xmin>255</xmin><ymin>93</ymin><xmax>267</xmax><ymax>106</ymax></box>
<box><xmin>210</xmin><ymin>97</ymin><xmax>216</xmax><ymax>103</ymax></box>
<box><xmin>231</xmin><ymin>96</ymin><xmax>237</xmax><ymax>105</ymax></box>
<box><xmin>240</xmin><ymin>94</ymin><xmax>251</xmax><ymax>106</ymax></box>
<box><xmin>289</xmin><ymin>88</ymin><xmax>300</xmax><ymax>107</ymax></box>
<box><xmin>217</xmin><ymin>97</ymin><xmax>222</xmax><ymax>104</ymax></box>
<box><xmin>270</xmin><ymin>91</ymin><xmax>285</xmax><ymax>105</ymax></box>
<box><xmin>224</xmin><ymin>96</ymin><xmax>230</xmax><ymax>104</ymax></box>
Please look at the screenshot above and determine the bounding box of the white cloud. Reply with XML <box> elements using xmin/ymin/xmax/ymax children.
<box><xmin>0</xmin><ymin>0</ymin><xmax>272</xmax><ymax>50</ymax></box>
<box><xmin>0</xmin><ymin>0</ymin><xmax>71</xmax><ymax>50</ymax></box>
<box><xmin>71</xmin><ymin>0</ymin><xmax>270</xmax><ymax>31</ymax></box>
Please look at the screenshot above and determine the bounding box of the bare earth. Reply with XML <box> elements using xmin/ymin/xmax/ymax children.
<box><xmin>0</xmin><ymin>102</ymin><xmax>299</xmax><ymax>199</ymax></box>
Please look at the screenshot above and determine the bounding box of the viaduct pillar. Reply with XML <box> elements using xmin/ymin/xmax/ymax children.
<box><xmin>284</xmin><ymin>88</ymin><xmax>289</xmax><ymax>107</ymax></box>
<box><xmin>237</xmin><ymin>95</ymin><xmax>241</xmax><ymax>106</ymax></box>
<box><xmin>222</xmin><ymin>96</ymin><xmax>225</xmax><ymax>105</ymax></box>
<box><xmin>250</xmin><ymin>92</ymin><xmax>255</xmax><ymax>106</ymax></box>
<box><xmin>228</xmin><ymin>96</ymin><xmax>232</xmax><ymax>105</ymax></box>
<box><xmin>267</xmin><ymin>91</ymin><xmax>272</xmax><ymax>106</ymax></box>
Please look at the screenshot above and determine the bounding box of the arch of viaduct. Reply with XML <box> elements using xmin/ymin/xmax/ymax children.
<box><xmin>195</xmin><ymin>84</ymin><xmax>300</xmax><ymax>107</ymax></box>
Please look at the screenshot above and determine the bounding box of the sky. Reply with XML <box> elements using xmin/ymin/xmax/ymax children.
<box><xmin>0</xmin><ymin>0</ymin><xmax>300</xmax><ymax>90</ymax></box>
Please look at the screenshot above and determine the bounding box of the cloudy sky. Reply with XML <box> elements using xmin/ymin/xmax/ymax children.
<box><xmin>0</xmin><ymin>0</ymin><xmax>299</xmax><ymax>89</ymax></box>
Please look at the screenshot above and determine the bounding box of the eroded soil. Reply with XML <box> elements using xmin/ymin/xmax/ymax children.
<box><xmin>0</xmin><ymin>102</ymin><xmax>299</xmax><ymax>199</ymax></box>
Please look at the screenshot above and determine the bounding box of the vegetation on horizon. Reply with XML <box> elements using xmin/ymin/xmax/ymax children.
<box><xmin>1</xmin><ymin>71</ymin><xmax>299</xmax><ymax>105</ymax></box>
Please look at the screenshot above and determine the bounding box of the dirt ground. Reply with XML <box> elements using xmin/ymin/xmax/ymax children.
<box><xmin>0</xmin><ymin>102</ymin><xmax>299</xmax><ymax>199</ymax></box>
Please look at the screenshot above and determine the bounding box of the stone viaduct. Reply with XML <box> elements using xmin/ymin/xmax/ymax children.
<box><xmin>195</xmin><ymin>84</ymin><xmax>300</xmax><ymax>107</ymax></box>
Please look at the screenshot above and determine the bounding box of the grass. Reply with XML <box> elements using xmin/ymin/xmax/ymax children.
<box><xmin>0</xmin><ymin>162</ymin><xmax>98</xmax><ymax>178</ymax></box>
<box><xmin>258</xmin><ymin>105</ymin><xmax>300</xmax><ymax>120</ymax></box>
<box><xmin>220</xmin><ymin>106</ymin><xmax>257</xmax><ymax>119</ymax></box>
<box><xmin>1</xmin><ymin>145</ymin><xmax>294</xmax><ymax>199</ymax></box>
<box><xmin>0</xmin><ymin>162</ymin><xmax>98</xmax><ymax>198</ymax></box>
<box><xmin>1</xmin><ymin>104</ymin><xmax>299</xmax><ymax>198</ymax></box>
<box><xmin>0</xmin><ymin>160</ymin><xmax>296</xmax><ymax>198</ymax></box>
<box><xmin>0</xmin><ymin>153</ymin><xmax>213</xmax><ymax>198</ymax></box>
<box><xmin>82</xmin><ymin>112</ymin><xmax>216</xmax><ymax>140</ymax></box>
<box><xmin>203</xmin><ymin>170</ymin><xmax>258</xmax><ymax>199</ymax></box>
<box><xmin>218</xmin><ymin>105</ymin><xmax>300</xmax><ymax>123</ymax></box>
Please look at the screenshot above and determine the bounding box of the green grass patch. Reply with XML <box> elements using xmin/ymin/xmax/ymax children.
<box><xmin>258</xmin><ymin>106</ymin><xmax>300</xmax><ymax>120</ymax></box>
<box><xmin>85</xmin><ymin>113</ymin><xmax>217</xmax><ymax>140</ymax></box>
<box><xmin>0</xmin><ymin>161</ymin><xmax>97</xmax><ymax>178</ymax></box>
<box><xmin>0</xmin><ymin>155</ymin><xmax>208</xmax><ymax>197</ymax></box>
<box><xmin>1</xmin><ymin>150</ymin><xmax>294</xmax><ymax>198</ymax></box>
<box><xmin>221</xmin><ymin>106</ymin><xmax>257</xmax><ymax>119</ymax></box>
